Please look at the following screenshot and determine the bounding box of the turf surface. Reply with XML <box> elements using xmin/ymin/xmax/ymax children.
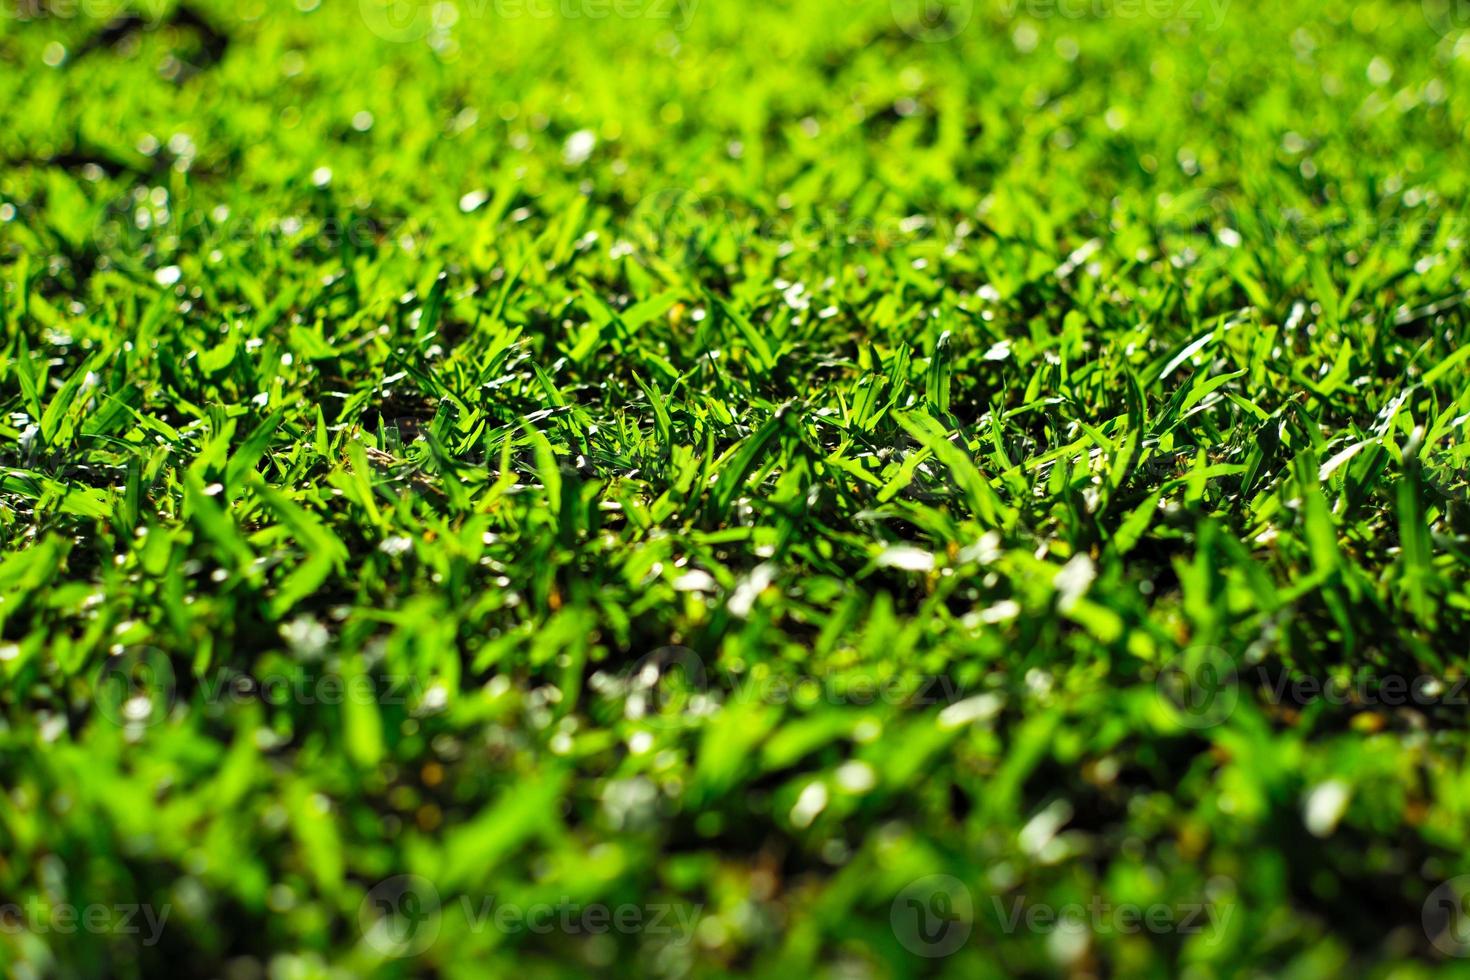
<box><xmin>3</xmin><ymin>0</ymin><xmax>1470</xmax><ymax>976</ymax></box>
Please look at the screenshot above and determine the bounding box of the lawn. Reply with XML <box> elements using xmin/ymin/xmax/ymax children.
<box><xmin>2</xmin><ymin>0</ymin><xmax>1470</xmax><ymax>976</ymax></box>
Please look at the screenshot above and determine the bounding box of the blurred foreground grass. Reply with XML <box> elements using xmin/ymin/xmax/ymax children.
<box><xmin>2</xmin><ymin>0</ymin><xmax>1470</xmax><ymax>976</ymax></box>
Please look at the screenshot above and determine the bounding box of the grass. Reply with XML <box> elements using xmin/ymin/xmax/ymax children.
<box><xmin>2</xmin><ymin>0</ymin><xmax>1470</xmax><ymax>976</ymax></box>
